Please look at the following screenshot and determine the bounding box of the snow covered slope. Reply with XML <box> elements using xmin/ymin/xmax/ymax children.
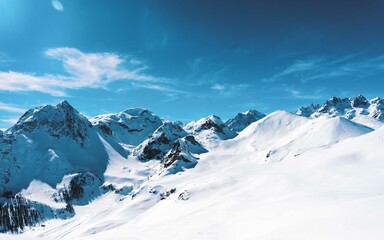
<box><xmin>233</xmin><ymin>111</ymin><xmax>372</xmax><ymax>162</ymax></box>
<box><xmin>296</xmin><ymin>95</ymin><xmax>384</xmax><ymax>128</ymax></box>
<box><xmin>9</xmin><ymin>109</ymin><xmax>382</xmax><ymax>240</ymax></box>
<box><xmin>225</xmin><ymin>109</ymin><xmax>265</xmax><ymax>132</ymax></box>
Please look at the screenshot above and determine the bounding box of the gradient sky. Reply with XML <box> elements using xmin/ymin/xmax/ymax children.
<box><xmin>1</xmin><ymin>0</ymin><xmax>384</xmax><ymax>129</ymax></box>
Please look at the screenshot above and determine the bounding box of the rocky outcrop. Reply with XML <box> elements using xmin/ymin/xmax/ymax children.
<box><xmin>162</xmin><ymin>136</ymin><xmax>207</xmax><ymax>174</ymax></box>
<box><xmin>133</xmin><ymin>122</ymin><xmax>187</xmax><ymax>161</ymax></box>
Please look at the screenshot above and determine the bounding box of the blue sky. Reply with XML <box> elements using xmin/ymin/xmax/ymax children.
<box><xmin>1</xmin><ymin>0</ymin><xmax>384</xmax><ymax>129</ymax></box>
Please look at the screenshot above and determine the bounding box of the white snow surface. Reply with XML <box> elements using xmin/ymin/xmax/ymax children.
<box><xmin>6</xmin><ymin>110</ymin><xmax>384</xmax><ymax>240</ymax></box>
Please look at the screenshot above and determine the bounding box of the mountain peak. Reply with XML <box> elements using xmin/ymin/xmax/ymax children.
<box><xmin>351</xmin><ymin>95</ymin><xmax>369</xmax><ymax>107</ymax></box>
<box><xmin>226</xmin><ymin>109</ymin><xmax>265</xmax><ymax>132</ymax></box>
<box><xmin>11</xmin><ymin>101</ymin><xmax>91</xmax><ymax>145</ymax></box>
<box><xmin>55</xmin><ymin>100</ymin><xmax>80</xmax><ymax>114</ymax></box>
<box><xmin>206</xmin><ymin>115</ymin><xmax>224</xmax><ymax>125</ymax></box>
<box><xmin>57</xmin><ymin>100</ymin><xmax>73</xmax><ymax>108</ymax></box>
<box><xmin>184</xmin><ymin>115</ymin><xmax>237</xmax><ymax>141</ymax></box>
<box><xmin>187</xmin><ymin>115</ymin><xmax>225</xmax><ymax>133</ymax></box>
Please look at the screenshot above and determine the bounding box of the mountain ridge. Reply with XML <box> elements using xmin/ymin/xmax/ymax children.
<box><xmin>296</xmin><ymin>95</ymin><xmax>384</xmax><ymax>123</ymax></box>
<box><xmin>0</xmin><ymin>96</ymin><xmax>382</xmax><ymax>236</ymax></box>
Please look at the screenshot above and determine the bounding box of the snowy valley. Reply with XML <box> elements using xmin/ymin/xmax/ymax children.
<box><xmin>1</xmin><ymin>95</ymin><xmax>384</xmax><ymax>240</ymax></box>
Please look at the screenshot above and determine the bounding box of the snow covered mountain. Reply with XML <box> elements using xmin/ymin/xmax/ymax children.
<box><xmin>133</xmin><ymin>121</ymin><xmax>188</xmax><ymax>161</ymax></box>
<box><xmin>296</xmin><ymin>95</ymin><xmax>384</xmax><ymax>129</ymax></box>
<box><xmin>0</xmin><ymin>101</ymin><xmax>116</xmax><ymax>232</ymax></box>
<box><xmin>233</xmin><ymin>110</ymin><xmax>372</xmax><ymax>163</ymax></box>
<box><xmin>225</xmin><ymin>109</ymin><xmax>266</xmax><ymax>132</ymax></box>
<box><xmin>184</xmin><ymin>115</ymin><xmax>237</xmax><ymax>147</ymax></box>
<box><xmin>1</xmin><ymin>97</ymin><xmax>384</xmax><ymax>239</ymax></box>
<box><xmin>0</xmin><ymin>101</ymin><xmax>110</xmax><ymax>194</ymax></box>
<box><xmin>91</xmin><ymin>108</ymin><xmax>163</xmax><ymax>150</ymax></box>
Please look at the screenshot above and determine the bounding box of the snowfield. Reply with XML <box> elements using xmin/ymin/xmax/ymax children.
<box><xmin>2</xmin><ymin>96</ymin><xmax>384</xmax><ymax>239</ymax></box>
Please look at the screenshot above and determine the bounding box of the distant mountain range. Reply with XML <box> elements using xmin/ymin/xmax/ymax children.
<box><xmin>296</xmin><ymin>95</ymin><xmax>384</xmax><ymax>129</ymax></box>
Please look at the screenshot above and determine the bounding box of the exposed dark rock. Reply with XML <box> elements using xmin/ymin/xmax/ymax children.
<box><xmin>178</xmin><ymin>190</ymin><xmax>190</xmax><ymax>201</ymax></box>
<box><xmin>135</xmin><ymin>122</ymin><xmax>188</xmax><ymax>161</ymax></box>
<box><xmin>161</xmin><ymin>136</ymin><xmax>207</xmax><ymax>174</ymax></box>
<box><xmin>99</xmin><ymin>124</ymin><xmax>113</xmax><ymax>136</ymax></box>
<box><xmin>55</xmin><ymin>173</ymin><xmax>103</xmax><ymax>206</ymax></box>
<box><xmin>351</xmin><ymin>95</ymin><xmax>369</xmax><ymax>107</ymax></box>
<box><xmin>160</xmin><ymin>188</ymin><xmax>176</xmax><ymax>200</ymax></box>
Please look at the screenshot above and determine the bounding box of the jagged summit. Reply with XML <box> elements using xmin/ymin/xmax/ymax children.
<box><xmin>225</xmin><ymin>109</ymin><xmax>265</xmax><ymax>132</ymax></box>
<box><xmin>351</xmin><ymin>95</ymin><xmax>369</xmax><ymax>107</ymax></box>
<box><xmin>9</xmin><ymin>101</ymin><xmax>91</xmax><ymax>146</ymax></box>
<box><xmin>296</xmin><ymin>95</ymin><xmax>384</xmax><ymax>124</ymax></box>
<box><xmin>185</xmin><ymin>115</ymin><xmax>225</xmax><ymax>133</ymax></box>
<box><xmin>295</xmin><ymin>104</ymin><xmax>321</xmax><ymax>117</ymax></box>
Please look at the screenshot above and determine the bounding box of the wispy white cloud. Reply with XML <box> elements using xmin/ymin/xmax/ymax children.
<box><xmin>131</xmin><ymin>82</ymin><xmax>184</xmax><ymax>93</ymax></box>
<box><xmin>263</xmin><ymin>54</ymin><xmax>384</xmax><ymax>83</ymax></box>
<box><xmin>45</xmin><ymin>47</ymin><xmax>156</xmax><ymax>84</ymax></box>
<box><xmin>0</xmin><ymin>48</ymin><xmax>160</xmax><ymax>96</ymax></box>
<box><xmin>0</xmin><ymin>71</ymin><xmax>69</xmax><ymax>96</ymax></box>
<box><xmin>284</xmin><ymin>88</ymin><xmax>325</xmax><ymax>100</ymax></box>
<box><xmin>0</xmin><ymin>102</ymin><xmax>27</xmax><ymax>113</ymax></box>
<box><xmin>211</xmin><ymin>84</ymin><xmax>226</xmax><ymax>91</ymax></box>
<box><xmin>210</xmin><ymin>83</ymin><xmax>249</xmax><ymax>96</ymax></box>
